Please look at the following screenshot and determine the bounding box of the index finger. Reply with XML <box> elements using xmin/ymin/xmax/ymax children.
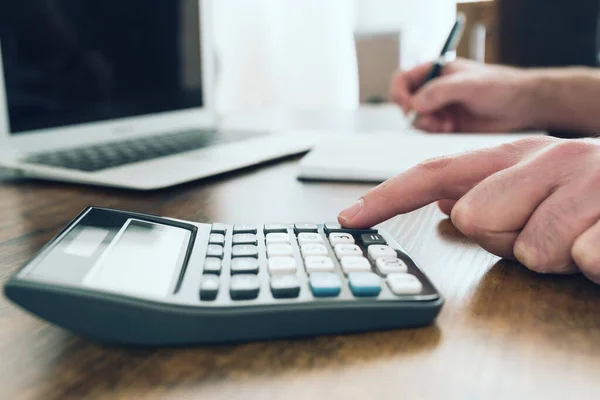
<box><xmin>390</xmin><ymin>62</ymin><xmax>434</xmax><ymax>111</ymax></box>
<box><xmin>337</xmin><ymin>143</ymin><xmax>531</xmax><ymax>229</ymax></box>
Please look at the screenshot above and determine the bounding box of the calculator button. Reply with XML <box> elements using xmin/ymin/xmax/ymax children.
<box><xmin>348</xmin><ymin>272</ymin><xmax>382</xmax><ymax>297</ymax></box>
<box><xmin>304</xmin><ymin>256</ymin><xmax>335</xmax><ymax>273</ymax></box>
<box><xmin>232</xmin><ymin>245</ymin><xmax>259</xmax><ymax>258</ymax></box>
<box><xmin>334</xmin><ymin>244</ymin><xmax>363</xmax><ymax>259</ymax></box>
<box><xmin>367</xmin><ymin>245</ymin><xmax>397</xmax><ymax>260</ymax></box>
<box><xmin>301</xmin><ymin>243</ymin><xmax>328</xmax><ymax>257</ymax></box>
<box><xmin>267</xmin><ymin>243</ymin><xmax>293</xmax><ymax>257</ymax></box>
<box><xmin>230</xmin><ymin>275</ymin><xmax>260</xmax><ymax>300</ymax></box>
<box><xmin>207</xmin><ymin>245</ymin><xmax>224</xmax><ymax>259</ymax></box>
<box><xmin>211</xmin><ymin>223</ymin><xmax>227</xmax><ymax>234</ymax></box>
<box><xmin>203</xmin><ymin>257</ymin><xmax>222</xmax><ymax>275</ymax></box>
<box><xmin>270</xmin><ymin>275</ymin><xmax>301</xmax><ymax>299</ymax></box>
<box><xmin>233</xmin><ymin>234</ymin><xmax>258</xmax><ymax>245</ymax></box>
<box><xmin>297</xmin><ymin>232</ymin><xmax>323</xmax><ymax>244</ymax></box>
<box><xmin>264</xmin><ymin>224</ymin><xmax>289</xmax><ymax>233</ymax></box>
<box><xmin>268</xmin><ymin>256</ymin><xmax>297</xmax><ymax>275</ymax></box>
<box><xmin>329</xmin><ymin>233</ymin><xmax>355</xmax><ymax>246</ymax></box>
<box><xmin>200</xmin><ymin>275</ymin><xmax>220</xmax><ymax>301</ymax></box>
<box><xmin>233</xmin><ymin>225</ymin><xmax>257</xmax><ymax>234</ymax></box>
<box><xmin>324</xmin><ymin>222</ymin><xmax>343</xmax><ymax>234</ymax></box>
<box><xmin>360</xmin><ymin>233</ymin><xmax>387</xmax><ymax>246</ymax></box>
<box><xmin>209</xmin><ymin>233</ymin><xmax>225</xmax><ymax>245</ymax></box>
<box><xmin>294</xmin><ymin>223</ymin><xmax>318</xmax><ymax>233</ymax></box>
<box><xmin>309</xmin><ymin>272</ymin><xmax>342</xmax><ymax>297</ymax></box>
<box><xmin>387</xmin><ymin>273</ymin><xmax>423</xmax><ymax>295</ymax></box>
<box><xmin>375</xmin><ymin>257</ymin><xmax>408</xmax><ymax>275</ymax></box>
<box><xmin>340</xmin><ymin>256</ymin><xmax>372</xmax><ymax>274</ymax></box>
<box><xmin>265</xmin><ymin>232</ymin><xmax>290</xmax><ymax>244</ymax></box>
<box><xmin>231</xmin><ymin>258</ymin><xmax>260</xmax><ymax>274</ymax></box>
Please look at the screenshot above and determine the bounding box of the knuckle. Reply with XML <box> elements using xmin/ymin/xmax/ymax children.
<box><xmin>543</xmin><ymin>140</ymin><xmax>597</xmax><ymax>160</ymax></box>
<box><xmin>416</xmin><ymin>155</ymin><xmax>453</xmax><ymax>173</ymax></box>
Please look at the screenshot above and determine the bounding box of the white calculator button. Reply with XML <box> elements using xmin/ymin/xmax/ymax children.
<box><xmin>232</xmin><ymin>234</ymin><xmax>258</xmax><ymax>245</ymax></box>
<box><xmin>268</xmin><ymin>256</ymin><xmax>297</xmax><ymax>275</ymax></box>
<box><xmin>368</xmin><ymin>245</ymin><xmax>397</xmax><ymax>260</ymax></box>
<box><xmin>376</xmin><ymin>257</ymin><xmax>408</xmax><ymax>275</ymax></box>
<box><xmin>387</xmin><ymin>273</ymin><xmax>423</xmax><ymax>295</ymax></box>
<box><xmin>267</xmin><ymin>243</ymin><xmax>293</xmax><ymax>257</ymax></box>
<box><xmin>329</xmin><ymin>233</ymin><xmax>355</xmax><ymax>246</ymax></box>
<box><xmin>232</xmin><ymin>245</ymin><xmax>258</xmax><ymax>258</ymax></box>
<box><xmin>266</xmin><ymin>232</ymin><xmax>290</xmax><ymax>244</ymax></box>
<box><xmin>209</xmin><ymin>233</ymin><xmax>225</xmax><ymax>245</ymax></box>
<box><xmin>304</xmin><ymin>256</ymin><xmax>335</xmax><ymax>273</ymax></box>
<box><xmin>206</xmin><ymin>244</ymin><xmax>224</xmax><ymax>259</ymax></box>
<box><xmin>301</xmin><ymin>243</ymin><xmax>328</xmax><ymax>257</ymax></box>
<box><xmin>340</xmin><ymin>256</ymin><xmax>371</xmax><ymax>274</ymax></box>
<box><xmin>297</xmin><ymin>232</ymin><xmax>323</xmax><ymax>244</ymax></box>
<box><xmin>334</xmin><ymin>244</ymin><xmax>362</xmax><ymax>259</ymax></box>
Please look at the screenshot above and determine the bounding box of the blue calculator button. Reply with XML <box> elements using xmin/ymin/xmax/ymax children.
<box><xmin>309</xmin><ymin>272</ymin><xmax>342</xmax><ymax>297</ymax></box>
<box><xmin>348</xmin><ymin>272</ymin><xmax>382</xmax><ymax>297</ymax></box>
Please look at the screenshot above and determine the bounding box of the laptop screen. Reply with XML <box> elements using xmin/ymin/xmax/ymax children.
<box><xmin>0</xmin><ymin>0</ymin><xmax>204</xmax><ymax>135</ymax></box>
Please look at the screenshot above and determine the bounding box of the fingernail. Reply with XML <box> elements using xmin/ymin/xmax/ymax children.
<box><xmin>514</xmin><ymin>241</ymin><xmax>538</xmax><ymax>270</ymax></box>
<box><xmin>339</xmin><ymin>198</ymin><xmax>364</xmax><ymax>224</ymax></box>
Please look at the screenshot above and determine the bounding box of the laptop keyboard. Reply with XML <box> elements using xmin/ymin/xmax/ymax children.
<box><xmin>23</xmin><ymin>129</ymin><xmax>267</xmax><ymax>172</ymax></box>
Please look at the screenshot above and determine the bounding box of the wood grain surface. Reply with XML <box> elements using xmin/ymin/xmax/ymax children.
<box><xmin>1</xmin><ymin>159</ymin><xmax>600</xmax><ymax>400</ymax></box>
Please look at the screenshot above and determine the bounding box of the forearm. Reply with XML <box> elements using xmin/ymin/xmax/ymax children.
<box><xmin>527</xmin><ymin>68</ymin><xmax>600</xmax><ymax>136</ymax></box>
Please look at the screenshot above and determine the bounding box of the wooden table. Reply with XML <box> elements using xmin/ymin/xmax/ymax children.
<box><xmin>1</xmin><ymin>107</ymin><xmax>600</xmax><ymax>399</ymax></box>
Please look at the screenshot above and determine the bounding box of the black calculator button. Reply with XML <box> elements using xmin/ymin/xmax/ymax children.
<box><xmin>233</xmin><ymin>225</ymin><xmax>257</xmax><ymax>234</ymax></box>
<box><xmin>264</xmin><ymin>224</ymin><xmax>289</xmax><ymax>233</ymax></box>
<box><xmin>230</xmin><ymin>275</ymin><xmax>260</xmax><ymax>300</ymax></box>
<box><xmin>232</xmin><ymin>245</ymin><xmax>259</xmax><ymax>258</ymax></box>
<box><xmin>209</xmin><ymin>233</ymin><xmax>225</xmax><ymax>245</ymax></box>
<box><xmin>324</xmin><ymin>222</ymin><xmax>343</xmax><ymax>234</ymax></box>
<box><xmin>270</xmin><ymin>275</ymin><xmax>301</xmax><ymax>299</ymax></box>
<box><xmin>203</xmin><ymin>257</ymin><xmax>222</xmax><ymax>275</ymax></box>
<box><xmin>268</xmin><ymin>256</ymin><xmax>297</xmax><ymax>275</ymax></box>
<box><xmin>232</xmin><ymin>234</ymin><xmax>258</xmax><ymax>245</ymax></box>
<box><xmin>231</xmin><ymin>257</ymin><xmax>260</xmax><ymax>274</ymax></box>
<box><xmin>206</xmin><ymin>245</ymin><xmax>224</xmax><ymax>259</ymax></box>
<box><xmin>367</xmin><ymin>245</ymin><xmax>397</xmax><ymax>260</ymax></box>
<box><xmin>294</xmin><ymin>223</ymin><xmax>318</xmax><ymax>233</ymax></box>
<box><xmin>200</xmin><ymin>275</ymin><xmax>220</xmax><ymax>300</ymax></box>
<box><xmin>348</xmin><ymin>272</ymin><xmax>382</xmax><ymax>297</ymax></box>
<box><xmin>266</xmin><ymin>243</ymin><xmax>293</xmax><ymax>257</ymax></box>
<box><xmin>325</xmin><ymin>223</ymin><xmax>377</xmax><ymax>236</ymax></box>
<box><xmin>375</xmin><ymin>257</ymin><xmax>408</xmax><ymax>275</ymax></box>
<box><xmin>309</xmin><ymin>272</ymin><xmax>342</xmax><ymax>297</ymax></box>
<box><xmin>387</xmin><ymin>273</ymin><xmax>422</xmax><ymax>295</ymax></box>
<box><xmin>211</xmin><ymin>223</ymin><xmax>227</xmax><ymax>234</ymax></box>
<box><xmin>340</xmin><ymin>256</ymin><xmax>371</xmax><ymax>274</ymax></box>
<box><xmin>360</xmin><ymin>233</ymin><xmax>387</xmax><ymax>246</ymax></box>
<box><xmin>329</xmin><ymin>233</ymin><xmax>355</xmax><ymax>245</ymax></box>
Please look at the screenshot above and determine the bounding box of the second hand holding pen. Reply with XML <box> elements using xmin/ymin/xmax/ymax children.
<box><xmin>406</xmin><ymin>13</ymin><xmax>466</xmax><ymax>127</ymax></box>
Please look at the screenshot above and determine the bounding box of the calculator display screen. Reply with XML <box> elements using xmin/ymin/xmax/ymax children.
<box><xmin>80</xmin><ymin>219</ymin><xmax>190</xmax><ymax>297</ymax></box>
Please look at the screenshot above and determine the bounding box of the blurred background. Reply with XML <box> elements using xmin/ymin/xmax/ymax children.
<box><xmin>211</xmin><ymin>0</ymin><xmax>600</xmax><ymax>115</ymax></box>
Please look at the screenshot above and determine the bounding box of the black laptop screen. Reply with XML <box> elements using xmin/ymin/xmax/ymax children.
<box><xmin>0</xmin><ymin>0</ymin><xmax>204</xmax><ymax>134</ymax></box>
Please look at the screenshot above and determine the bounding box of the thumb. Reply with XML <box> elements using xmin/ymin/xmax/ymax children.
<box><xmin>413</xmin><ymin>74</ymin><xmax>475</xmax><ymax>114</ymax></box>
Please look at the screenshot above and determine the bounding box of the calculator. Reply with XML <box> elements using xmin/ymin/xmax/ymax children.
<box><xmin>3</xmin><ymin>207</ymin><xmax>443</xmax><ymax>346</ymax></box>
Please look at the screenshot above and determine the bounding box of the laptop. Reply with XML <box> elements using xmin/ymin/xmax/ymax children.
<box><xmin>0</xmin><ymin>0</ymin><xmax>317</xmax><ymax>190</ymax></box>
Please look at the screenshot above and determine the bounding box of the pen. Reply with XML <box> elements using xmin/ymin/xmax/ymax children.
<box><xmin>406</xmin><ymin>12</ymin><xmax>466</xmax><ymax>127</ymax></box>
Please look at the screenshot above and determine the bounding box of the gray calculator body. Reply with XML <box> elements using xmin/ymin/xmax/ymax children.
<box><xmin>4</xmin><ymin>207</ymin><xmax>443</xmax><ymax>346</ymax></box>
